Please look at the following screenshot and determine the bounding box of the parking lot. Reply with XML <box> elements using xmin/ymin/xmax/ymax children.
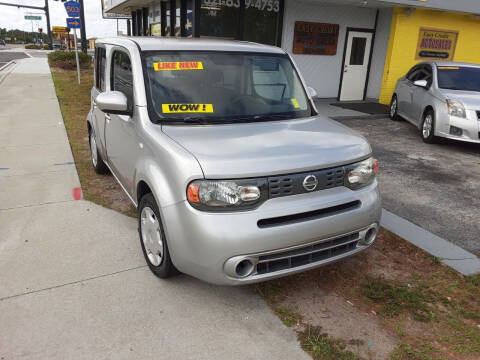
<box><xmin>336</xmin><ymin>116</ymin><xmax>480</xmax><ymax>254</ymax></box>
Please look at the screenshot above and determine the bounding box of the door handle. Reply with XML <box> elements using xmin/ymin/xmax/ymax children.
<box><xmin>105</xmin><ymin>114</ymin><xmax>111</xmax><ymax>122</ymax></box>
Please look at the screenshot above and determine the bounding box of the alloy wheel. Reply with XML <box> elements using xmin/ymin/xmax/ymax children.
<box><xmin>423</xmin><ymin>114</ymin><xmax>433</xmax><ymax>139</ymax></box>
<box><xmin>390</xmin><ymin>98</ymin><xmax>397</xmax><ymax>118</ymax></box>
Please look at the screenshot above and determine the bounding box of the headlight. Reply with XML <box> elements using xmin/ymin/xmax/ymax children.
<box><xmin>446</xmin><ymin>99</ymin><xmax>466</xmax><ymax>118</ymax></box>
<box><xmin>187</xmin><ymin>179</ymin><xmax>268</xmax><ymax>211</ymax></box>
<box><xmin>345</xmin><ymin>158</ymin><xmax>378</xmax><ymax>190</ymax></box>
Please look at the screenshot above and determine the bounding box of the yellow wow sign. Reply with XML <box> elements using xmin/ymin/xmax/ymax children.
<box><xmin>162</xmin><ymin>104</ymin><xmax>214</xmax><ymax>113</ymax></box>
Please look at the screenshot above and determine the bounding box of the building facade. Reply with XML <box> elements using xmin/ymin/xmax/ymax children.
<box><xmin>103</xmin><ymin>0</ymin><xmax>480</xmax><ymax>104</ymax></box>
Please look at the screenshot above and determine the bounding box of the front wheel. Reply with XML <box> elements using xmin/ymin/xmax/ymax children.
<box><xmin>421</xmin><ymin>110</ymin><xmax>436</xmax><ymax>143</ymax></box>
<box><xmin>89</xmin><ymin>128</ymin><xmax>109</xmax><ymax>174</ymax></box>
<box><xmin>138</xmin><ymin>193</ymin><xmax>177</xmax><ymax>279</ymax></box>
<box><xmin>389</xmin><ymin>95</ymin><xmax>400</xmax><ymax>121</ymax></box>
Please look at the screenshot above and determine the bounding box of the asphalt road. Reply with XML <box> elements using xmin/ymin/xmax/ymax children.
<box><xmin>0</xmin><ymin>51</ymin><xmax>29</xmax><ymax>67</ymax></box>
<box><xmin>337</xmin><ymin>117</ymin><xmax>480</xmax><ymax>254</ymax></box>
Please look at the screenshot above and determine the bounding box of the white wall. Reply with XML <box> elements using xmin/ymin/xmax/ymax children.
<box><xmin>281</xmin><ymin>0</ymin><xmax>378</xmax><ymax>98</ymax></box>
<box><xmin>366</xmin><ymin>8</ymin><xmax>392</xmax><ymax>100</ymax></box>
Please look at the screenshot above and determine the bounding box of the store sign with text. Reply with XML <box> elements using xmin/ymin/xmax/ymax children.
<box><xmin>416</xmin><ymin>28</ymin><xmax>458</xmax><ymax>61</ymax></box>
<box><xmin>293</xmin><ymin>22</ymin><xmax>339</xmax><ymax>55</ymax></box>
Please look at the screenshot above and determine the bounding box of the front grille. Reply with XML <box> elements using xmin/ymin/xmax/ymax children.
<box><xmin>268</xmin><ymin>166</ymin><xmax>345</xmax><ymax>199</ymax></box>
<box><xmin>256</xmin><ymin>232</ymin><xmax>360</xmax><ymax>275</ymax></box>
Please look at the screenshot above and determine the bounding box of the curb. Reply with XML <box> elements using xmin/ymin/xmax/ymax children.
<box><xmin>381</xmin><ymin>209</ymin><xmax>480</xmax><ymax>276</ymax></box>
<box><xmin>0</xmin><ymin>60</ymin><xmax>16</xmax><ymax>85</ymax></box>
<box><xmin>330</xmin><ymin>114</ymin><xmax>388</xmax><ymax>121</ymax></box>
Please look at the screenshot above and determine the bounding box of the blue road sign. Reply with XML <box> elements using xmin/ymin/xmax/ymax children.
<box><xmin>64</xmin><ymin>1</ymin><xmax>81</xmax><ymax>18</ymax></box>
<box><xmin>67</xmin><ymin>18</ymin><xmax>81</xmax><ymax>29</ymax></box>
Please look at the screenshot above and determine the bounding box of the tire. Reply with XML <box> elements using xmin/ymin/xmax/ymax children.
<box><xmin>138</xmin><ymin>193</ymin><xmax>177</xmax><ymax>278</ymax></box>
<box><xmin>421</xmin><ymin>110</ymin><xmax>436</xmax><ymax>143</ymax></box>
<box><xmin>89</xmin><ymin>127</ymin><xmax>109</xmax><ymax>174</ymax></box>
<box><xmin>389</xmin><ymin>94</ymin><xmax>400</xmax><ymax>121</ymax></box>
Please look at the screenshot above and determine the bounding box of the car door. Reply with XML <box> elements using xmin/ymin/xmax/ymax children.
<box><xmin>104</xmin><ymin>48</ymin><xmax>137</xmax><ymax>197</ymax></box>
<box><xmin>410</xmin><ymin>65</ymin><xmax>433</xmax><ymax>125</ymax></box>
<box><xmin>92</xmin><ymin>46</ymin><xmax>108</xmax><ymax>157</ymax></box>
<box><xmin>399</xmin><ymin>65</ymin><xmax>421</xmax><ymax>120</ymax></box>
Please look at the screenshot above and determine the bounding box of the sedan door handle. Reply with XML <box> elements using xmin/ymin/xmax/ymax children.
<box><xmin>105</xmin><ymin>114</ymin><xmax>111</xmax><ymax>122</ymax></box>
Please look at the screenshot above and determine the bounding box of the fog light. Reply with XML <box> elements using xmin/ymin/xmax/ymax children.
<box><xmin>449</xmin><ymin>126</ymin><xmax>463</xmax><ymax>136</ymax></box>
<box><xmin>360</xmin><ymin>225</ymin><xmax>378</xmax><ymax>246</ymax></box>
<box><xmin>235</xmin><ymin>259</ymin><xmax>254</xmax><ymax>277</ymax></box>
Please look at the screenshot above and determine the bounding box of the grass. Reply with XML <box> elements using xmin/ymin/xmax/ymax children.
<box><xmin>299</xmin><ymin>325</ymin><xmax>362</xmax><ymax>360</ymax></box>
<box><xmin>361</xmin><ymin>276</ymin><xmax>437</xmax><ymax>322</ymax></box>
<box><xmin>50</xmin><ymin>68</ymin><xmax>136</xmax><ymax>217</ymax></box>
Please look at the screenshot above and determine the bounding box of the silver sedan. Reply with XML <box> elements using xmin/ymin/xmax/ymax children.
<box><xmin>389</xmin><ymin>61</ymin><xmax>480</xmax><ymax>144</ymax></box>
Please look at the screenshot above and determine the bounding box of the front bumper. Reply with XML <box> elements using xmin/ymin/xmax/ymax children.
<box><xmin>437</xmin><ymin>110</ymin><xmax>480</xmax><ymax>143</ymax></box>
<box><xmin>161</xmin><ymin>181</ymin><xmax>381</xmax><ymax>285</ymax></box>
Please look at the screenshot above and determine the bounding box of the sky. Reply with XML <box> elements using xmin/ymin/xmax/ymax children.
<box><xmin>0</xmin><ymin>0</ymin><xmax>128</xmax><ymax>39</ymax></box>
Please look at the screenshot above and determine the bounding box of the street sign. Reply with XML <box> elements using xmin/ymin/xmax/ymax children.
<box><xmin>64</xmin><ymin>1</ymin><xmax>81</xmax><ymax>18</ymax></box>
<box><xmin>66</xmin><ymin>18</ymin><xmax>81</xmax><ymax>29</ymax></box>
<box><xmin>25</xmin><ymin>15</ymin><xmax>42</xmax><ymax>20</ymax></box>
<box><xmin>52</xmin><ymin>26</ymin><xmax>70</xmax><ymax>34</ymax></box>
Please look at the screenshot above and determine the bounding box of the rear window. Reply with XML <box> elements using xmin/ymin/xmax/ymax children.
<box><xmin>437</xmin><ymin>66</ymin><xmax>480</xmax><ymax>92</ymax></box>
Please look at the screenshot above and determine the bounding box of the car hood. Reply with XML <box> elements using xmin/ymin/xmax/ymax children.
<box><xmin>162</xmin><ymin>116</ymin><xmax>372</xmax><ymax>178</ymax></box>
<box><xmin>440</xmin><ymin>90</ymin><xmax>480</xmax><ymax>110</ymax></box>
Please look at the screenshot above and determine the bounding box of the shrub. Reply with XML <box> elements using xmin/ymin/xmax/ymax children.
<box><xmin>43</xmin><ymin>44</ymin><xmax>49</xmax><ymax>50</ymax></box>
<box><xmin>48</xmin><ymin>50</ymin><xmax>92</xmax><ymax>70</ymax></box>
<box><xmin>25</xmin><ymin>44</ymin><xmax>42</xmax><ymax>49</ymax></box>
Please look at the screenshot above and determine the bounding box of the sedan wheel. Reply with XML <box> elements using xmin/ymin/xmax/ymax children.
<box><xmin>389</xmin><ymin>95</ymin><xmax>399</xmax><ymax>121</ymax></box>
<box><xmin>421</xmin><ymin>110</ymin><xmax>436</xmax><ymax>143</ymax></box>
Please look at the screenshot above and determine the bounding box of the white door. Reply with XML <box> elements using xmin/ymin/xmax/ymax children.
<box><xmin>339</xmin><ymin>31</ymin><xmax>373</xmax><ymax>101</ymax></box>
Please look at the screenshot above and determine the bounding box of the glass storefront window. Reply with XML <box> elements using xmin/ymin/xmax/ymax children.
<box><xmin>175</xmin><ymin>0</ymin><xmax>181</xmax><ymax>36</ymax></box>
<box><xmin>185</xmin><ymin>0</ymin><xmax>193</xmax><ymax>37</ymax></box>
<box><xmin>199</xmin><ymin>0</ymin><xmax>241</xmax><ymax>39</ymax></box>
<box><xmin>165</xmin><ymin>1</ymin><xmax>171</xmax><ymax>36</ymax></box>
<box><xmin>243</xmin><ymin>0</ymin><xmax>281</xmax><ymax>45</ymax></box>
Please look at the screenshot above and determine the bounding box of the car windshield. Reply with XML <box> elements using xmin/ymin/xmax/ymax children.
<box><xmin>142</xmin><ymin>51</ymin><xmax>313</xmax><ymax>123</ymax></box>
<box><xmin>437</xmin><ymin>66</ymin><xmax>480</xmax><ymax>92</ymax></box>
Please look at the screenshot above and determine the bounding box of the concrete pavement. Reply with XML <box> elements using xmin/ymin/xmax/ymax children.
<box><xmin>0</xmin><ymin>57</ymin><xmax>309</xmax><ymax>359</ymax></box>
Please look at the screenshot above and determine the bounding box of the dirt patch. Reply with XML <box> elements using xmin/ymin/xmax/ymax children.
<box><xmin>255</xmin><ymin>230</ymin><xmax>480</xmax><ymax>360</ymax></box>
<box><xmin>51</xmin><ymin>69</ymin><xmax>135</xmax><ymax>217</ymax></box>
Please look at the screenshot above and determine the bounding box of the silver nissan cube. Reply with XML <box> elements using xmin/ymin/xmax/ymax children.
<box><xmin>87</xmin><ymin>37</ymin><xmax>381</xmax><ymax>285</ymax></box>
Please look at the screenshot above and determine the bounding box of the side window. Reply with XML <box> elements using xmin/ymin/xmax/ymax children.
<box><xmin>95</xmin><ymin>47</ymin><xmax>106</xmax><ymax>92</ymax></box>
<box><xmin>406</xmin><ymin>66</ymin><xmax>421</xmax><ymax>82</ymax></box>
<box><xmin>111</xmin><ymin>50</ymin><xmax>134</xmax><ymax>111</ymax></box>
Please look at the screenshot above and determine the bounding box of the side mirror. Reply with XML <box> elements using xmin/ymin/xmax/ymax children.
<box><xmin>413</xmin><ymin>79</ymin><xmax>428</xmax><ymax>88</ymax></box>
<box><xmin>96</xmin><ymin>91</ymin><xmax>130</xmax><ymax>115</ymax></box>
<box><xmin>307</xmin><ymin>86</ymin><xmax>318</xmax><ymax>98</ymax></box>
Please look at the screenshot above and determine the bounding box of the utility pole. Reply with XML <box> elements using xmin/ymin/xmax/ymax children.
<box><xmin>44</xmin><ymin>0</ymin><xmax>52</xmax><ymax>50</ymax></box>
<box><xmin>78</xmin><ymin>0</ymin><xmax>87</xmax><ymax>53</ymax></box>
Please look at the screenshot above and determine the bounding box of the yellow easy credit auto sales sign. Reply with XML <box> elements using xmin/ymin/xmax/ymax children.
<box><xmin>416</xmin><ymin>28</ymin><xmax>458</xmax><ymax>61</ymax></box>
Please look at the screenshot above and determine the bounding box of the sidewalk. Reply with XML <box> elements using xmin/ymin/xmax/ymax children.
<box><xmin>0</xmin><ymin>57</ymin><xmax>309</xmax><ymax>359</ymax></box>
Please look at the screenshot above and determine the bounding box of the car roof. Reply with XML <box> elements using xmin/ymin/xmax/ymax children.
<box><xmin>429</xmin><ymin>61</ymin><xmax>480</xmax><ymax>68</ymax></box>
<box><xmin>95</xmin><ymin>36</ymin><xmax>285</xmax><ymax>54</ymax></box>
